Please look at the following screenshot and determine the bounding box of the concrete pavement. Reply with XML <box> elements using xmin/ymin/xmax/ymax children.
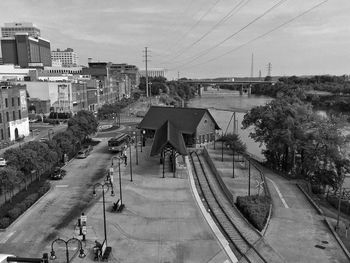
<box><xmin>206</xmin><ymin>144</ymin><xmax>349</xmax><ymax>263</ymax></box>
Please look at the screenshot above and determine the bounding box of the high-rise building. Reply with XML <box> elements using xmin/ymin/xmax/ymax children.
<box><xmin>51</xmin><ymin>48</ymin><xmax>79</xmax><ymax>67</ymax></box>
<box><xmin>1</xmin><ymin>22</ymin><xmax>41</xmax><ymax>38</ymax></box>
<box><xmin>1</xmin><ymin>33</ymin><xmax>51</xmax><ymax>68</ymax></box>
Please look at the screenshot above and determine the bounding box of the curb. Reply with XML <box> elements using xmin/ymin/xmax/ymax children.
<box><xmin>0</xmin><ymin>184</ymin><xmax>53</xmax><ymax>232</ymax></box>
<box><xmin>296</xmin><ymin>183</ymin><xmax>324</xmax><ymax>216</ymax></box>
<box><xmin>261</xmin><ymin>204</ymin><xmax>273</xmax><ymax>236</ymax></box>
<box><xmin>324</xmin><ymin>217</ymin><xmax>350</xmax><ymax>261</ymax></box>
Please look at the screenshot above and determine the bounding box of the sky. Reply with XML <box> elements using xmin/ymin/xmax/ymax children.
<box><xmin>0</xmin><ymin>0</ymin><xmax>349</xmax><ymax>79</ymax></box>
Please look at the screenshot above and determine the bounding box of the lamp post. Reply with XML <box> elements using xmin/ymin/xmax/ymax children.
<box><xmin>227</xmin><ymin>145</ymin><xmax>235</xmax><ymax>178</ymax></box>
<box><xmin>248</xmin><ymin>157</ymin><xmax>251</xmax><ymax>196</ymax></box>
<box><xmin>221</xmin><ymin>131</ymin><xmax>224</xmax><ymax>162</ymax></box>
<box><xmin>111</xmin><ymin>156</ymin><xmax>123</xmax><ymax>208</ymax></box>
<box><xmin>133</xmin><ymin>131</ymin><xmax>139</xmax><ymax>165</ymax></box>
<box><xmin>93</xmin><ymin>182</ymin><xmax>114</xmax><ymax>247</ymax></box>
<box><xmin>129</xmin><ymin>141</ymin><xmax>133</xmax><ymax>182</ymax></box>
<box><xmin>50</xmin><ymin>237</ymin><xmax>86</xmax><ymax>262</ymax></box>
<box><xmin>140</xmin><ymin>130</ymin><xmax>146</xmax><ymax>152</ymax></box>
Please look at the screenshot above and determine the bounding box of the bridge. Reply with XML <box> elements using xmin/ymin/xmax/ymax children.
<box><xmin>179</xmin><ymin>79</ymin><xmax>276</xmax><ymax>95</ymax></box>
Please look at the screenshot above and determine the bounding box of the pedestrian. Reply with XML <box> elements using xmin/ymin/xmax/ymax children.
<box><xmin>124</xmin><ymin>153</ymin><xmax>127</xmax><ymax>166</ymax></box>
<box><xmin>93</xmin><ymin>240</ymin><xmax>102</xmax><ymax>259</ymax></box>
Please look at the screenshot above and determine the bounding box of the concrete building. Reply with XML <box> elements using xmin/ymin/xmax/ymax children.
<box><xmin>0</xmin><ymin>82</ymin><xmax>29</xmax><ymax>142</ymax></box>
<box><xmin>1</xmin><ymin>22</ymin><xmax>40</xmax><ymax>38</ymax></box>
<box><xmin>139</xmin><ymin>68</ymin><xmax>166</xmax><ymax>78</ymax></box>
<box><xmin>111</xmin><ymin>63</ymin><xmax>140</xmax><ymax>89</ymax></box>
<box><xmin>43</xmin><ymin>66</ymin><xmax>82</xmax><ymax>75</ymax></box>
<box><xmin>51</xmin><ymin>48</ymin><xmax>79</xmax><ymax>67</ymax></box>
<box><xmin>1</xmin><ymin>33</ymin><xmax>52</xmax><ymax>68</ymax></box>
<box><xmin>21</xmin><ymin>81</ymin><xmax>73</xmax><ymax>113</ymax></box>
<box><xmin>86</xmin><ymin>79</ymin><xmax>101</xmax><ymax>112</ymax></box>
<box><xmin>0</xmin><ymin>64</ymin><xmax>34</xmax><ymax>81</ymax></box>
<box><xmin>27</xmin><ymin>98</ymin><xmax>51</xmax><ymax>115</ymax></box>
<box><xmin>72</xmin><ymin>81</ymin><xmax>88</xmax><ymax>113</ymax></box>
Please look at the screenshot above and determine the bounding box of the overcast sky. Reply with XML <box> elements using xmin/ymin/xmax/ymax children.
<box><xmin>0</xmin><ymin>0</ymin><xmax>348</xmax><ymax>79</ymax></box>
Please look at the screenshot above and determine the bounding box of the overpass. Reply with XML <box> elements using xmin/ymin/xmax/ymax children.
<box><xmin>179</xmin><ymin>79</ymin><xmax>276</xmax><ymax>95</ymax></box>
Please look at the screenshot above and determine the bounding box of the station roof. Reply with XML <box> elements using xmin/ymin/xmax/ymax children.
<box><xmin>150</xmin><ymin>120</ymin><xmax>187</xmax><ymax>156</ymax></box>
<box><xmin>139</xmin><ymin>106</ymin><xmax>220</xmax><ymax>134</ymax></box>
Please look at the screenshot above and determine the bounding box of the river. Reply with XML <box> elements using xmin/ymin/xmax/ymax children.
<box><xmin>187</xmin><ymin>89</ymin><xmax>273</xmax><ymax>160</ymax></box>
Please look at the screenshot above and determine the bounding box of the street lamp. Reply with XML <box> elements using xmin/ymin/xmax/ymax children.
<box><xmin>132</xmin><ymin>131</ymin><xmax>139</xmax><ymax>165</ymax></box>
<box><xmin>50</xmin><ymin>237</ymin><xmax>86</xmax><ymax>262</ymax></box>
<box><xmin>227</xmin><ymin>145</ymin><xmax>235</xmax><ymax>178</ymax></box>
<box><xmin>92</xmin><ymin>182</ymin><xmax>114</xmax><ymax>247</ymax></box>
<box><xmin>111</xmin><ymin>156</ymin><xmax>124</xmax><ymax>211</ymax></box>
<box><xmin>221</xmin><ymin>131</ymin><xmax>224</xmax><ymax>162</ymax></box>
<box><xmin>129</xmin><ymin>140</ymin><xmax>133</xmax><ymax>182</ymax></box>
<box><xmin>140</xmin><ymin>130</ymin><xmax>146</xmax><ymax>152</ymax></box>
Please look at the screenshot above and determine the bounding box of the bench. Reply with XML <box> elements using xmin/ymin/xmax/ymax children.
<box><xmin>102</xmin><ymin>246</ymin><xmax>112</xmax><ymax>261</ymax></box>
<box><xmin>112</xmin><ymin>199</ymin><xmax>120</xmax><ymax>212</ymax></box>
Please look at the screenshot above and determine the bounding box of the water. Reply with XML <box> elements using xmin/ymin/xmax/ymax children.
<box><xmin>187</xmin><ymin>89</ymin><xmax>273</xmax><ymax>160</ymax></box>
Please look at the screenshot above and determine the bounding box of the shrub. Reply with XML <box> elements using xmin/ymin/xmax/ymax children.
<box><xmin>0</xmin><ymin>217</ymin><xmax>10</xmax><ymax>228</ymax></box>
<box><xmin>38</xmin><ymin>183</ymin><xmax>50</xmax><ymax>195</ymax></box>
<box><xmin>236</xmin><ymin>195</ymin><xmax>271</xmax><ymax>231</ymax></box>
<box><xmin>327</xmin><ymin>196</ymin><xmax>350</xmax><ymax>215</ymax></box>
<box><xmin>7</xmin><ymin>207</ymin><xmax>22</xmax><ymax>220</ymax></box>
<box><xmin>17</xmin><ymin>202</ymin><xmax>27</xmax><ymax>212</ymax></box>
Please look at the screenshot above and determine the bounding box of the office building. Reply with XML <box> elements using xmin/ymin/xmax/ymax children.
<box><xmin>0</xmin><ymin>82</ymin><xmax>29</xmax><ymax>143</ymax></box>
<box><xmin>1</xmin><ymin>22</ymin><xmax>40</xmax><ymax>38</ymax></box>
<box><xmin>51</xmin><ymin>48</ymin><xmax>79</xmax><ymax>67</ymax></box>
<box><xmin>1</xmin><ymin>33</ymin><xmax>52</xmax><ymax>68</ymax></box>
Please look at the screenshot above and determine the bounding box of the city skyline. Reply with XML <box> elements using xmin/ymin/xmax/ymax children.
<box><xmin>0</xmin><ymin>0</ymin><xmax>348</xmax><ymax>79</ymax></box>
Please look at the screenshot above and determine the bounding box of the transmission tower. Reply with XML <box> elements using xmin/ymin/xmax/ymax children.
<box><xmin>142</xmin><ymin>47</ymin><xmax>151</xmax><ymax>97</ymax></box>
<box><xmin>267</xmin><ymin>62</ymin><xmax>272</xmax><ymax>77</ymax></box>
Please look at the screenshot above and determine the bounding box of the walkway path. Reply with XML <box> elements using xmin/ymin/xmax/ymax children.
<box><xmin>206</xmin><ymin>145</ymin><xmax>349</xmax><ymax>263</ymax></box>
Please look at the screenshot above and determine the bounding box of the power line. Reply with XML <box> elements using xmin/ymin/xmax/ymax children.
<box><xmin>168</xmin><ymin>0</ymin><xmax>329</xmax><ymax>71</ymax></box>
<box><xmin>159</xmin><ymin>0</ymin><xmax>220</xmax><ymax>58</ymax></box>
<box><xmin>160</xmin><ymin>0</ymin><xmax>250</xmax><ymax>64</ymax></box>
<box><xmin>166</xmin><ymin>0</ymin><xmax>288</xmax><ymax>70</ymax></box>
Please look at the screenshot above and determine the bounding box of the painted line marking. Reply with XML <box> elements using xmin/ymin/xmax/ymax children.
<box><xmin>0</xmin><ymin>231</ymin><xmax>16</xmax><ymax>243</ymax></box>
<box><xmin>55</xmin><ymin>185</ymin><xmax>69</xmax><ymax>188</ymax></box>
<box><xmin>266</xmin><ymin>177</ymin><xmax>289</xmax><ymax>208</ymax></box>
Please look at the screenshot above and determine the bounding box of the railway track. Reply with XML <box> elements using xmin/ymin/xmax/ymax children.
<box><xmin>190</xmin><ymin>151</ymin><xmax>267</xmax><ymax>263</ymax></box>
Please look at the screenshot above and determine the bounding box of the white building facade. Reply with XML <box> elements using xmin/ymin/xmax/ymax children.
<box><xmin>51</xmin><ymin>48</ymin><xmax>79</xmax><ymax>67</ymax></box>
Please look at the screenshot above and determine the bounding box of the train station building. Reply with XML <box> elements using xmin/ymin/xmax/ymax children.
<box><xmin>138</xmin><ymin>106</ymin><xmax>220</xmax><ymax>176</ymax></box>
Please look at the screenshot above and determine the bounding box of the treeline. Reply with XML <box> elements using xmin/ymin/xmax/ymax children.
<box><xmin>138</xmin><ymin>77</ymin><xmax>197</xmax><ymax>104</ymax></box>
<box><xmin>250</xmin><ymin>75</ymin><xmax>350</xmax><ymax>113</ymax></box>
<box><xmin>242</xmin><ymin>90</ymin><xmax>349</xmax><ymax>193</ymax></box>
<box><xmin>1</xmin><ymin>111</ymin><xmax>98</xmax><ymax>195</ymax></box>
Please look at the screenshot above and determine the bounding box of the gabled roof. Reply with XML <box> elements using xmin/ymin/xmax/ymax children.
<box><xmin>150</xmin><ymin>120</ymin><xmax>187</xmax><ymax>156</ymax></box>
<box><xmin>139</xmin><ymin>106</ymin><xmax>220</xmax><ymax>134</ymax></box>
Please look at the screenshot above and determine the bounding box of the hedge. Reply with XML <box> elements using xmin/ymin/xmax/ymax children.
<box><xmin>0</xmin><ymin>182</ymin><xmax>50</xmax><ymax>229</ymax></box>
<box><xmin>327</xmin><ymin>196</ymin><xmax>350</xmax><ymax>215</ymax></box>
<box><xmin>236</xmin><ymin>195</ymin><xmax>271</xmax><ymax>231</ymax></box>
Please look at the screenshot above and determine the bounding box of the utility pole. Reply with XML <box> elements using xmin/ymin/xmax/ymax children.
<box><xmin>267</xmin><ymin>62</ymin><xmax>272</xmax><ymax>77</ymax></box>
<box><xmin>259</xmin><ymin>70</ymin><xmax>262</xmax><ymax>80</ymax></box>
<box><xmin>143</xmin><ymin>47</ymin><xmax>149</xmax><ymax>97</ymax></box>
<box><xmin>250</xmin><ymin>53</ymin><xmax>254</xmax><ymax>78</ymax></box>
<box><xmin>177</xmin><ymin>71</ymin><xmax>180</xmax><ymax>80</ymax></box>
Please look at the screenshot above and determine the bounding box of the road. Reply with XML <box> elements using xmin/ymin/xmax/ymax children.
<box><xmin>0</xmin><ymin>136</ymin><xmax>114</xmax><ymax>258</ymax></box>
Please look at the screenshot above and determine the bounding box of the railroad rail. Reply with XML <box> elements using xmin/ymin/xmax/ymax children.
<box><xmin>190</xmin><ymin>151</ymin><xmax>267</xmax><ymax>263</ymax></box>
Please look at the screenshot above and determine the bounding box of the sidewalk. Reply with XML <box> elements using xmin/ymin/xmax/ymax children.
<box><xmin>55</xmin><ymin>144</ymin><xmax>230</xmax><ymax>263</ymax></box>
<box><xmin>206</xmin><ymin>144</ymin><xmax>349</xmax><ymax>263</ymax></box>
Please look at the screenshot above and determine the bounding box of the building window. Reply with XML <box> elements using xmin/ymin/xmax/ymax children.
<box><xmin>7</xmin><ymin>127</ymin><xmax>10</xmax><ymax>138</ymax></box>
<box><xmin>18</xmin><ymin>97</ymin><xmax>20</xmax><ymax>106</ymax></box>
<box><xmin>5</xmin><ymin>98</ymin><xmax>8</xmax><ymax>107</ymax></box>
<box><xmin>12</xmin><ymin>98</ymin><xmax>14</xmax><ymax>107</ymax></box>
<box><xmin>1</xmin><ymin>129</ymin><xmax>3</xmax><ymax>140</ymax></box>
<box><xmin>18</xmin><ymin>110</ymin><xmax>21</xmax><ymax>119</ymax></box>
<box><xmin>6</xmin><ymin>112</ymin><xmax>9</xmax><ymax>121</ymax></box>
<box><xmin>13</xmin><ymin>111</ymin><xmax>16</xmax><ymax>120</ymax></box>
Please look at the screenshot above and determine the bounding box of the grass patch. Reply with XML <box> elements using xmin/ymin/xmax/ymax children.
<box><xmin>0</xmin><ymin>175</ymin><xmax>51</xmax><ymax>229</ymax></box>
<box><xmin>236</xmin><ymin>195</ymin><xmax>271</xmax><ymax>231</ymax></box>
